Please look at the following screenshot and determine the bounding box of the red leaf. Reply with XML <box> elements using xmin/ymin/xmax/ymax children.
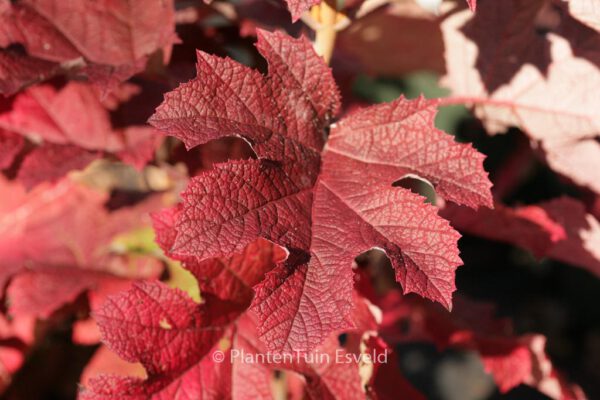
<box><xmin>544</xmin><ymin>197</ymin><xmax>600</xmax><ymax>277</ymax></box>
<box><xmin>0</xmin><ymin>82</ymin><xmax>118</xmax><ymax>151</ymax></box>
<box><xmin>0</xmin><ymin>0</ymin><xmax>177</xmax><ymax>93</ymax></box>
<box><xmin>284</xmin><ymin>0</ymin><xmax>320</xmax><ymax>22</ymax></box>
<box><xmin>81</xmin><ymin>275</ymin><xmax>386</xmax><ymax>399</ymax></box>
<box><xmin>16</xmin><ymin>144</ymin><xmax>99</xmax><ymax>189</ymax></box>
<box><xmin>80</xmin><ymin>345</ymin><xmax>146</xmax><ymax>388</ymax></box>
<box><xmin>252</xmin><ymin>254</ymin><xmax>355</xmax><ymax>353</ymax></box>
<box><xmin>115</xmin><ymin>126</ymin><xmax>163</xmax><ymax>170</ymax></box>
<box><xmin>443</xmin><ymin>197</ymin><xmax>600</xmax><ymax>278</ymax></box>
<box><xmin>0</xmin><ymin>48</ymin><xmax>57</xmax><ymax>96</ymax></box>
<box><xmin>150</xmin><ymin>30</ymin><xmax>492</xmax><ymax>352</ymax></box>
<box><xmin>172</xmin><ymin>159</ymin><xmax>314</xmax><ymax>258</ymax></box>
<box><xmin>94</xmin><ymin>282</ymin><xmax>238</xmax><ymax>377</ymax></box>
<box><xmin>0</xmin><ymin>82</ymin><xmax>160</xmax><ymax>173</ymax></box>
<box><xmin>376</xmin><ymin>290</ymin><xmax>577</xmax><ymax>396</ymax></box>
<box><xmin>149</xmin><ymin>30</ymin><xmax>338</xmax><ymax>179</ymax></box>
<box><xmin>0</xmin><ymin>178</ymin><xmax>164</xmax><ymax>319</ymax></box>
<box><xmin>0</xmin><ymin>128</ymin><xmax>24</xmax><ymax>169</ymax></box>
<box><xmin>459</xmin><ymin>0</ymin><xmax>549</xmax><ymax>93</ymax></box>
<box><xmin>476</xmin><ymin>336</ymin><xmax>533</xmax><ymax>393</ymax></box>
<box><xmin>153</xmin><ymin>206</ymin><xmax>287</xmax><ymax>307</ymax></box>
<box><xmin>371</xmin><ymin>351</ymin><xmax>426</xmax><ymax>400</ymax></box>
<box><xmin>337</xmin><ymin>3</ymin><xmax>445</xmax><ymax>77</ymax></box>
<box><xmin>325</xmin><ymin>96</ymin><xmax>493</xmax><ymax>209</ymax></box>
<box><xmin>442</xmin><ymin>202</ymin><xmax>567</xmax><ymax>258</ymax></box>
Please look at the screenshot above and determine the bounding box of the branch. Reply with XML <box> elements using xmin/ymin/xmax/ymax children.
<box><xmin>311</xmin><ymin>0</ymin><xmax>339</xmax><ymax>64</ymax></box>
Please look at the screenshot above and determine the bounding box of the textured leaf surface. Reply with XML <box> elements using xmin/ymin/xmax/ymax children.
<box><xmin>95</xmin><ymin>282</ymin><xmax>237</xmax><ymax>377</ymax></box>
<box><xmin>284</xmin><ymin>0</ymin><xmax>320</xmax><ymax>21</ymax></box>
<box><xmin>153</xmin><ymin>207</ymin><xmax>287</xmax><ymax>306</ymax></box>
<box><xmin>172</xmin><ymin>159</ymin><xmax>314</xmax><ymax>258</ymax></box>
<box><xmin>150</xmin><ymin>30</ymin><xmax>492</xmax><ymax>353</ymax></box>
<box><xmin>325</xmin><ymin>96</ymin><xmax>492</xmax><ymax>209</ymax></box>
<box><xmin>81</xmin><ymin>242</ymin><xmax>285</xmax><ymax>399</ymax></box>
<box><xmin>149</xmin><ymin>30</ymin><xmax>338</xmax><ymax>179</ymax></box>
<box><xmin>82</xmin><ymin>278</ymin><xmax>381</xmax><ymax>400</ymax></box>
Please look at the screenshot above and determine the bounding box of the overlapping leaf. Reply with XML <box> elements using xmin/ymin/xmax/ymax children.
<box><xmin>0</xmin><ymin>177</ymin><xmax>165</xmax><ymax>320</ymax></box>
<box><xmin>377</xmin><ymin>291</ymin><xmax>584</xmax><ymax>398</ymax></box>
<box><xmin>441</xmin><ymin>0</ymin><xmax>600</xmax><ymax>194</ymax></box>
<box><xmin>0</xmin><ymin>0</ymin><xmax>177</xmax><ymax>95</ymax></box>
<box><xmin>0</xmin><ymin>82</ymin><xmax>161</xmax><ymax>186</ymax></box>
<box><xmin>149</xmin><ymin>29</ymin><xmax>492</xmax><ymax>353</ymax></box>
<box><xmin>80</xmin><ymin>255</ymin><xmax>389</xmax><ymax>400</ymax></box>
<box><xmin>443</xmin><ymin>197</ymin><xmax>600</xmax><ymax>278</ymax></box>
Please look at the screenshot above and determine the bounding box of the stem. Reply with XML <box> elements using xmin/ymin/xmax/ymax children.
<box><xmin>311</xmin><ymin>0</ymin><xmax>339</xmax><ymax>64</ymax></box>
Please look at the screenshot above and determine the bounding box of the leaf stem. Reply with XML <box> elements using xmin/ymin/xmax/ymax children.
<box><xmin>311</xmin><ymin>0</ymin><xmax>339</xmax><ymax>64</ymax></box>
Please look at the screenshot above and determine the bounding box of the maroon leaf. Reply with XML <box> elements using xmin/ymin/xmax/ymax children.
<box><xmin>16</xmin><ymin>144</ymin><xmax>99</xmax><ymax>189</ymax></box>
<box><xmin>284</xmin><ymin>0</ymin><xmax>320</xmax><ymax>22</ymax></box>
<box><xmin>0</xmin><ymin>0</ymin><xmax>177</xmax><ymax>94</ymax></box>
<box><xmin>443</xmin><ymin>197</ymin><xmax>600</xmax><ymax>278</ymax></box>
<box><xmin>460</xmin><ymin>0</ymin><xmax>550</xmax><ymax>93</ymax></box>
<box><xmin>0</xmin><ymin>47</ymin><xmax>57</xmax><ymax>96</ymax></box>
<box><xmin>442</xmin><ymin>1</ymin><xmax>600</xmax><ymax>194</ymax></box>
<box><xmin>81</xmin><ymin>275</ymin><xmax>384</xmax><ymax>399</ymax></box>
<box><xmin>150</xmin><ymin>30</ymin><xmax>492</xmax><ymax>352</ymax></box>
<box><xmin>441</xmin><ymin>202</ymin><xmax>567</xmax><ymax>258</ymax></box>
<box><xmin>376</xmin><ymin>291</ymin><xmax>578</xmax><ymax>396</ymax></box>
<box><xmin>95</xmin><ymin>282</ymin><xmax>238</xmax><ymax>377</ymax></box>
<box><xmin>0</xmin><ymin>82</ymin><xmax>160</xmax><ymax>174</ymax></box>
<box><xmin>0</xmin><ymin>128</ymin><xmax>24</xmax><ymax>169</ymax></box>
<box><xmin>6</xmin><ymin>267</ymin><xmax>98</xmax><ymax>319</ymax></box>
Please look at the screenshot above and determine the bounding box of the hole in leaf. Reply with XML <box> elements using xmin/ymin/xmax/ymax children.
<box><xmin>393</xmin><ymin>175</ymin><xmax>437</xmax><ymax>205</ymax></box>
<box><xmin>399</xmin><ymin>318</ymin><xmax>411</xmax><ymax>335</ymax></box>
<box><xmin>175</xmin><ymin>136</ymin><xmax>256</xmax><ymax>176</ymax></box>
<box><xmin>159</xmin><ymin>318</ymin><xmax>172</xmax><ymax>330</ymax></box>
<box><xmin>354</xmin><ymin>248</ymin><xmax>397</xmax><ymax>294</ymax></box>
<box><xmin>5</xmin><ymin>43</ymin><xmax>27</xmax><ymax>55</ymax></box>
<box><xmin>338</xmin><ymin>333</ymin><xmax>348</xmax><ymax>347</ymax></box>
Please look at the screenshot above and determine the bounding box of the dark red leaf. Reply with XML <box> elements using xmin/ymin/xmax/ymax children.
<box><xmin>0</xmin><ymin>0</ymin><xmax>177</xmax><ymax>93</ymax></box>
<box><xmin>16</xmin><ymin>144</ymin><xmax>99</xmax><ymax>189</ymax></box>
<box><xmin>284</xmin><ymin>0</ymin><xmax>320</xmax><ymax>22</ymax></box>
<box><xmin>0</xmin><ymin>128</ymin><xmax>24</xmax><ymax>169</ymax></box>
<box><xmin>150</xmin><ymin>30</ymin><xmax>492</xmax><ymax>353</ymax></box>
